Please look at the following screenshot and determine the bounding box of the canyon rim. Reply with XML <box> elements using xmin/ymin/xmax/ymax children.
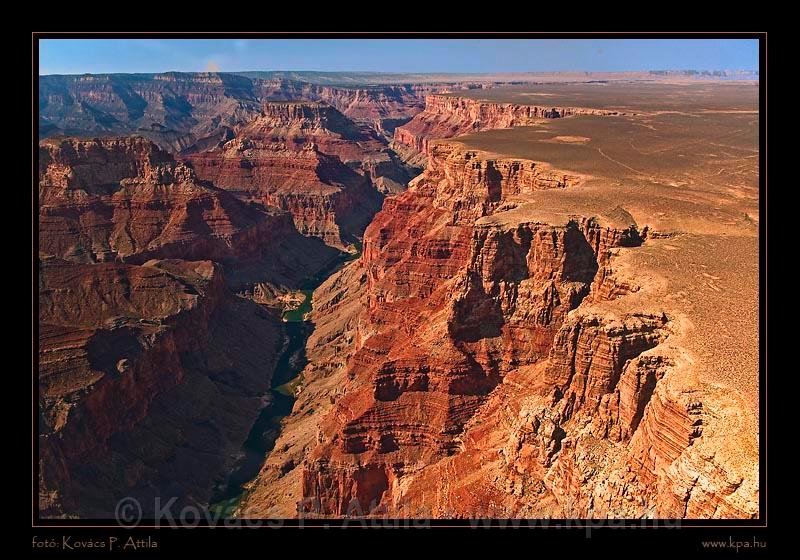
<box><xmin>34</xmin><ymin>35</ymin><xmax>765</xmax><ymax>537</ymax></box>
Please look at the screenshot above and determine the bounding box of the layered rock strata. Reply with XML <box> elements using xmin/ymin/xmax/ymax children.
<box><xmin>392</xmin><ymin>94</ymin><xmax>627</xmax><ymax>166</ymax></box>
<box><xmin>239</xmin><ymin>140</ymin><xmax>756</xmax><ymax>520</ymax></box>
<box><xmin>38</xmin><ymin>136</ymin><xmax>337</xmax><ymax>289</ymax></box>
<box><xmin>38</xmin><ymin>258</ymin><xmax>283</xmax><ymax>517</ymax></box>
<box><xmin>255</xmin><ymin>81</ymin><xmax>432</xmax><ymax>138</ymax></box>
<box><xmin>39</xmin><ymin>72</ymin><xmax>533</xmax><ymax>149</ymax></box>
<box><xmin>185</xmin><ymin>103</ymin><xmax>397</xmax><ymax>249</ymax></box>
<box><xmin>36</xmin><ymin>136</ymin><xmax>353</xmax><ymax>517</ymax></box>
<box><xmin>39</xmin><ymin>73</ymin><xmax>265</xmax><ymax>152</ymax></box>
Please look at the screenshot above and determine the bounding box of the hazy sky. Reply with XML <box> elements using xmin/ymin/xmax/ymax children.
<box><xmin>38</xmin><ymin>38</ymin><xmax>759</xmax><ymax>75</ymax></box>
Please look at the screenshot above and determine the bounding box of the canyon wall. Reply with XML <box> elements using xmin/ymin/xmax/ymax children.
<box><xmin>39</xmin><ymin>136</ymin><xmax>338</xmax><ymax>290</ymax></box>
<box><xmin>39</xmin><ymin>73</ymin><xmax>264</xmax><ymax>152</ymax></box>
<box><xmin>38</xmin><ymin>258</ymin><xmax>283</xmax><ymax>517</ymax></box>
<box><xmin>39</xmin><ymin>73</ymin><xmax>516</xmax><ymax>151</ymax></box>
<box><xmin>36</xmin><ymin>136</ymin><xmax>338</xmax><ymax>517</ymax></box>
<box><xmin>240</xmin><ymin>140</ymin><xmax>757</xmax><ymax>520</ymax></box>
<box><xmin>184</xmin><ymin>102</ymin><xmax>412</xmax><ymax>250</ymax></box>
<box><xmin>38</xmin><ymin>77</ymin><xmax>759</xmax><ymax>522</ymax></box>
<box><xmin>392</xmin><ymin>94</ymin><xmax>627</xmax><ymax>166</ymax></box>
<box><xmin>254</xmin><ymin>81</ymin><xmax>431</xmax><ymax>138</ymax></box>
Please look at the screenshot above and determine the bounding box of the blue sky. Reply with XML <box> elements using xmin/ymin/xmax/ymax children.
<box><xmin>38</xmin><ymin>38</ymin><xmax>759</xmax><ymax>75</ymax></box>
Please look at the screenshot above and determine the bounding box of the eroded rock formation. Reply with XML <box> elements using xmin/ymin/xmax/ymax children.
<box><xmin>261</xmin><ymin>82</ymin><xmax>432</xmax><ymax>139</ymax></box>
<box><xmin>239</xmin><ymin>140</ymin><xmax>757</xmax><ymax>520</ymax></box>
<box><xmin>39</xmin><ymin>136</ymin><xmax>337</xmax><ymax>289</ymax></box>
<box><xmin>39</xmin><ymin>73</ymin><xmax>520</xmax><ymax>151</ymax></box>
<box><xmin>37</xmin><ymin>78</ymin><xmax>760</xmax><ymax>522</ymax></box>
<box><xmin>38</xmin><ymin>258</ymin><xmax>283</xmax><ymax>517</ymax></box>
<box><xmin>392</xmin><ymin>94</ymin><xmax>627</xmax><ymax>166</ymax></box>
<box><xmin>39</xmin><ymin>73</ymin><xmax>266</xmax><ymax>152</ymax></box>
<box><xmin>36</xmin><ymin>136</ymin><xmax>345</xmax><ymax>517</ymax></box>
<box><xmin>184</xmin><ymin>102</ymin><xmax>414</xmax><ymax>249</ymax></box>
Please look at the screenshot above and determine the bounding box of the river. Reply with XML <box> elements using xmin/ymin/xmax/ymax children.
<box><xmin>208</xmin><ymin>245</ymin><xmax>360</xmax><ymax>516</ymax></box>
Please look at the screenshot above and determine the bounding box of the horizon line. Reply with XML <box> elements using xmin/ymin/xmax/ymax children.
<box><xmin>38</xmin><ymin>68</ymin><xmax>761</xmax><ymax>77</ymax></box>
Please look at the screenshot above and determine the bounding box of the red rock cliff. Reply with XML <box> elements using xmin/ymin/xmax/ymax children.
<box><xmin>37</xmin><ymin>135</ymin><xmax>343</xmax><ymax>518</ymax></box>
<box><xmin>393</xmin><ymin>94</ymin><xmax>626</xmax><ymax>166</ymax></box>
<box><xmin>38</xmin><ymin>136</ymin><xmax>337</xmax><ymax>289</ymax></box>
<box><xmin>185</xmin><ymin>103</ymin><xmax>398</xmax><ymax>250</ymax></box>
<box><xmin>291</xmin><ymin>143</ymin><xmax>650</xmax><ymax>515</ymax></box>
<box><xmin>239</xmin><ymin>140</ymin><xmax>756</xmax><ymax>520</ymax></box>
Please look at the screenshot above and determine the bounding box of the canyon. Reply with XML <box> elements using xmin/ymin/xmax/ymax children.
<box><xmin>37</xmin><ymin>135</ymin><xmax>335</xmax><ymax>517</ymax></box>
<box><xmin>37</xmin><ymin>75</ymin><xmax>760</xmax><ymax>521</ymax></box>
<box><xmin>39</xmin><ymin>257</ymin><xmax>284</xmax><ymax>517</ymax></box>
<box><xmin>38</xmin><ymin>71</ymin><xmax>532</xmax><ymax>151</ymax></box>
<box><xmin>237</xmin><ymin>82</ymin><xmax>760</xmax><ymax>520</ymax></box>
